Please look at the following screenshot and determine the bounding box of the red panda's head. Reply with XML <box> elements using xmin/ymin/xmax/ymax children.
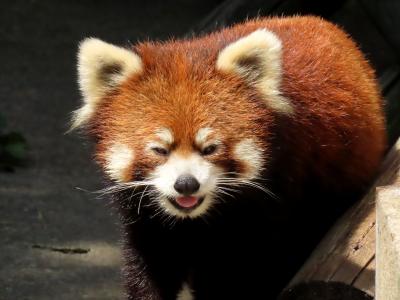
<box><xmin>72</xmin><ymin>29</ymin><xmax>292</xmax><ymax>219</ymax></box>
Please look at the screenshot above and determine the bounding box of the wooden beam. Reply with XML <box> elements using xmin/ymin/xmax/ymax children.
<box><xmin>376</xmin><ymin>186</ymin><xmax>400</xmax><ymax>300</ymax></box>
<box><xmin>279</xmin><ymin>138</ymin><xmax>400</xmax><ymax>299</ymax></box>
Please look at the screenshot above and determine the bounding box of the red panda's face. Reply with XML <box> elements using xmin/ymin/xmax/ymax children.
<box><xmin>73</xmin><ymin>30</ymin><xmax>290</xmax><ymax>218</ymax></box>
<box><xmin>93</xmin><ymin>71</ymin><xmax>272</xmax><ymax>218</ymax></box>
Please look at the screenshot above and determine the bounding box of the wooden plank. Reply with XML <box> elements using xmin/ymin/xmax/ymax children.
<box><xmin>376</xmin><ymin>186</ymin><xmax>400</xmax><ymax>300</ymax></box>
<box><xmin>285</xmin><ymin>138</ymin><xmax>400</xmax><ymax>297</ymax></box>
<box><xmin>331</xmin><ymin>225</ymin><xmax>375</xmax><ymax>283</ymax></box>
<box><xmin>353</xmin><ymin>257</ymin><xmax>375</xmax><ymax>296</ymax></box>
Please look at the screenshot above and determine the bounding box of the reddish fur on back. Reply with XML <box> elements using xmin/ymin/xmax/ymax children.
<box><xmin>89</xmin><ymin>16</ymin><xmax>385</xmax><ymax>189</ymax></box>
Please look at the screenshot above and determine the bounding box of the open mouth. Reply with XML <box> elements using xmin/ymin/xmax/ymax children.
<box><xmin>168</xmin><ymin>196</ymin><xmax>205</xmax><ymax>211</ymax></box>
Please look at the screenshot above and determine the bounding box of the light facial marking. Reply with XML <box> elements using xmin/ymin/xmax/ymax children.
<box><xmin>195</xmin><ymin>127</ymin><xmax>221</xmax><ymax>154</ymax></box>
<box><xmin>234</xmin><ymin>138</ymin><xmax>264</xmax><ymax>179</ymax></box>
<box><xmin>105</xmin><ymin>143</ymin><xmax>134</xmax><ymax>182</ymax></box>
<box><xmin>195</xmin><ymin>127</ymin><xmax>213</xmax><ymax>146</ymax></box>
<box><xmin>177</xmin><ymin>282</ymin><xmax>194</xmax><ymax>300</ymax></box>
<box><xmin>146</xmin><ymin>141</ymin><xmax>169</xmax><ymax>155</ymax></box>
<box><xmin>151</xmin><ymin>153</ymin><xmax>222</xmax><ymax>218</ymax></box>
<box><xmin>146</xmin><ymin>141</ymin><xmax>165</xmax><ymax>150</ymax></box>
<box><xmin>155</xmin><ymin>127</ymin><xmax>174</xmax><ymax>145</ymax></box>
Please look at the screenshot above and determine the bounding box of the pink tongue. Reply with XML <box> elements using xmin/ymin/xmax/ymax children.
<box><xmin>176</xmin><ymin>196</ymin><xmax>198</xmax><ymax>208</ymax></box>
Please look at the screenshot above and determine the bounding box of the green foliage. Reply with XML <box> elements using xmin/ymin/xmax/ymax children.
<box><xmin>0</xmin><ymin>114</ymin><xmax>28</xmax><ymax>171</ymax></box>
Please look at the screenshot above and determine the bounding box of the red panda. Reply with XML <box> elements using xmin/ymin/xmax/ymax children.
<box><xmin>72</xmin><ymin>16</ymin><xmax>386</xmax><ymax>299</ymax></box>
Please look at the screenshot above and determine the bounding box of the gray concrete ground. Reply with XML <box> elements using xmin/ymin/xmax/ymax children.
<box><xmin>0</xmin><ymin>1</ymin><xmax>219</xmax><ymax>299</ymax></box>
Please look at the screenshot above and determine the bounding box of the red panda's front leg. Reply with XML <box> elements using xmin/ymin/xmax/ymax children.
<box><xmin>122</xmin><ymin>245</ymin><xmax>163</xmax><ymax>300</ymax></box>
<box><xmin>121</xmin><ymin>218</ymin><xmax>189</xmax><ymax>300</ymax></box>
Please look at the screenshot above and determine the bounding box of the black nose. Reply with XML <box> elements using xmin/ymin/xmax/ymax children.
<box><xmin>174</xmin><ymin>174</ymin><xmax>200</xmax><ymax>195</ymax></box>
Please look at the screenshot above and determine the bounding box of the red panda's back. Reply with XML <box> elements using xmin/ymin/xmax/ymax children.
<box><xmin>223</xmin><ymin>17</ymin><xmax>386</xmax><ymax>192</ymax></box>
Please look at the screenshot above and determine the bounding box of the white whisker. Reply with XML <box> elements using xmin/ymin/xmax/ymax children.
<box><xmin>215</xmin><ymin>187</ymin><xmax>236</xmax><ymax>199</ymax></box>
<box><xmin>216</xmin><ymin>176</ymin><xmax>277</xmax><ymax>200</ymax></box>
<box><xmin>137</xmin><ymin>185</ymin><xmax>150</xmax><ymax>215</ymax></box>
<box><xmin>92</xmin><ymin>180</ymin><xmax>155</xmax><ymax>196</ymax></box>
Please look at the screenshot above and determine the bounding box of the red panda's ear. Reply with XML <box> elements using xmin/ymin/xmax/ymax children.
<box><xmin>216</xmin><ymin>29</ymin><xmax>293</xmax><ymax>114</ymax></box>
<box><xmin>71</xmin><ymin>38</ymin><xmax>142</xmax><ymax>130</ymax></box>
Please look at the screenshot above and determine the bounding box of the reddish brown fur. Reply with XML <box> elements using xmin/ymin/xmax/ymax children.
<box><xmin>89</xmin><ymin>16</ymin><xmax>385</xmax><ymax>189</ymax></box>
<box><xmin>81</xmin><ymin>16</ymin><xmax>388</xmax><ymax>299</ymax></box>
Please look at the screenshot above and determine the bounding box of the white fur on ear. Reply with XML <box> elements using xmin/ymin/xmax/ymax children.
<box><xmin>71</xmin><ymin>38</ymin><xmax>142</xmax><ymax>129</ymax></box>
<box><xmin>216</xmin><ymin>29</ymin><xmax>293</xmax><ymax>114</ymax></box>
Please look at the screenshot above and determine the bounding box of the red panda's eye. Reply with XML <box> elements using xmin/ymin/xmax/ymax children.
<box><xmin>151</xmin><ymin>147</ymin><xmax>169</xmax><ymax>156</ymax></box>
<box><xmin>201</xmin><ymin>144</ymin><xmax>217</xmax><ymax>156</ymax></box>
